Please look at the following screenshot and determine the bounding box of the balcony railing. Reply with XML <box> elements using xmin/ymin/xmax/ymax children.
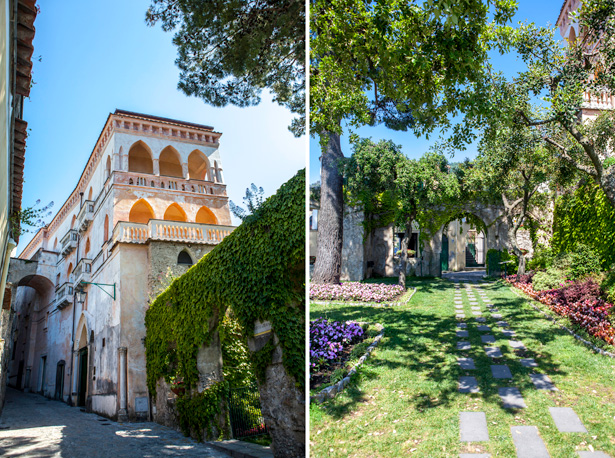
<box><xmin>73</xmin><ymin>258</ymin><xmax>92</xmax><ymax>286</ymax></box>
<box><xmin>583</xmin><ymin>91</ymin><xmax>615</xmax><ymax>110</ymax></box>
<box><xmin>56</xmin><ymin>282</ymin><xmax>74</xmax><ymax>310</ymax></box>
<box><xmin>113</xmin><ymin>171</ymin><xmax>227</xmax><ymax>197</ymax></box>
<box><xmin>112</xmin><ymin>220</ymin><xmax>235</xmax><ymax>246</ymax></box>
<box><xmin>60</xmin><ymin>229</ymin><xmax>78</xmax><ymax>257</ymax></box>
<box><xmin>77</xmin><ymin>200</ymin><xmax>95</xmax><ymax>233</ymax></box>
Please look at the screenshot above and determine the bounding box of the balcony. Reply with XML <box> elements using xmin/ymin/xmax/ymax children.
<box><xmin>56</xmin><ymin>282</ymin><xmax>74</xmax><ymax>310</ymax></box>
<box><xmin>113</xmin><ymin>171</ymin><xmax>227</xmax><ymax>197</ymax></box>
<box><xmin>77</xmin><ymin>200</ymin><xmax>95</xmax><ymax>233</ymax></box>
<box><xmin>583</xmin><ymin>91</ymin><xmax>615</xmax><ymax>110</ymax></box>
<box><xmin>60</xmin><ymin>230</ymin><xmax>78</xmax><ymax>257</ymax></box>
<box><xmin>73</xmin><ymin>258</ymin><xmax>92</xmax><ymax>286</ymax></box>
<box><xmin>112</xmin><ymin>220</ymin><xmax>235</xmax><ymax>246</ymax></box>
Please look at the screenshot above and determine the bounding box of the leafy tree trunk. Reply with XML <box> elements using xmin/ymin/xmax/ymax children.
<box><xmin>398</xmin><ymin>221</ymin><xmax>412</xmax><ymax>287</ymax></box>
<box><xmin>312</xmin><ymin>132</ymin><xmax>344</xmax><ymax>284</ymax></box>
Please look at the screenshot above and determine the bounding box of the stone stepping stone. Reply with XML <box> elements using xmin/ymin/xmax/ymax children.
<box><xmin>520</xmin><ymin>358</ymin><xmax>537</xmax><ymax>368</ymax></box>
<box><xmin>456</xmin><ymin>305</ymin><xmax>464</xmax><ymax>310</ymax></box>
<box><xmin>511</xmin><ymin>426</ymin><xmax>550</xmax><ymax>458</ymax></box>
<box><xmin>485</xmin><ymin>347</ymin><xmax>503</xmax><ymax>358</ymax></box>
<box><xmin>475</xmin><ymin>317</ymin><xmax>486</xmax><ymax>323</ymax></box>
<box><xmin>549</xmin><ymin>407</ymin><xmax>587</xmax><ymax>432</ymax></box>
<box><xmin>457</xmin><ymin>341</ymin><xmax>471</xmax><ymax>350</ymax></box>
<box><xmin>460</xmin><ymin>455</ymin><xmax>491</xmax><ymax>458</ymax></box>
<box><xmin>496</xmin><ymin>321</ymin><xmax>509</xmax><ymax>327</ymax></box>
<box><xmin>459</xmin><ymin>376</ymin><xmax>480</xmax><ymax>393</ymax></box>
<box><xmin>490</xmin><ymin>308</ymin><xmax>499</xmax><ymax>312</ymax></box>
<box><xmin>577</xmin><ymin>452</ymin><xmax>612</xmax><ymax>457</ymax></box>
<box><xmin>457</xmin><ymin>330</ymin><xmax>469</xmax><ymax>338</ymax></box>
<box><xmin>460</xmin><ymin>412</ymin><xmax>488</xmax><ymax>441</ymax></box>
<box><xmin>502</xmin><ymin>330</ymin><xmax>515</xmax><ymax>338</ymax></box>
<box><xmin>457</xmin><ymin>314</ymin><xmax>466</xmax><ymax>319</ymax></box>
<box><xmin>457</xmin><ymin>323</ymin><xmax>468</xmax><ymax>328</ymax></box>
<box><xmin>471</xmin><ymin>306</ymin><xmax>481</xmax><ymax>310</ymax></box>
<box><xmin>455</xmin><ymin>301</ymin><xmax>463</xmax><ymax>305</ymax></box>
<box><xmin>481</xmin><ymin>335</ymin><xmax>496</xmax><ymax>344</ymax></box>
<box><xmin>491</xmin><ymin>365</ymin><xmax>513</xmax><ymax>379</ymax></box>
<box><xmin>472</xmin><ymin>311</ymin><xmax>483</xmax><ymax>316</ymax></box>
<box><xmin>492</xmin><ymin>314</ymin><xmax>503</xmax><ymax>319</ymax></box>
<box><xmin>477</xmin><ymin>325</ymin><xmax>491</xmax><ymax>332</ymax></box>
<box><xmin>458</xmin><ymin>357</ymin><xmax>476</xmax><ymax>370</ymax></box>
<box><xmin>499</xmin><ymin>387</ymin><xmax>526</xmax><ymax>409</ymax></box>
<box><xmin>509</xmin><ymin>341</ymin><xmax>526</xmax><ymax>350</ymax></box>
<box><xmin>530</xmin><ymin>373</ymin><xmax>557</xmax><ymax>391</ymax></box>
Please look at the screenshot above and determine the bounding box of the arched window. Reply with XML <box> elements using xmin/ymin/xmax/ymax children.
<box><xmin>128</xmin><ymin>141</ymin><xmax>153</xmax><ymax>174</ymax></box>
<box><xmin>105</xmin><ymin>156</ymin><xmax>111</xmax><ymax>180</ymax></box>
<box><xmin>103</xmin><ymin>215</ymin><xmax>109</xmax><ymax>241</ymax></box>
<box><xmin>195</xmin><ymin>206</ymin><xmax>218</xmax><ymax>225</ymax></box>
<box><xmin>163</xmin><ymin>203</ymin><xmax>187</xmax><ymax>222</ymax></box>
<box><xmin>87</xmin><ymin>187</ymin><xmax>93</xmax><ymax>201</ymax></box>
<box><xmin>177</xmin><ymin>250</ymin><xmax>193</xmax><ymax>266</ymax></box>
<box><xmin>84</xmin><ymin>238</ymin><xmax>90</xmax><ymax>256</ymax></box>
<box><xmin>159</xmin><ymin>146</ymin><xmax>183</xmax><ymax>177</ymax></box>
<box><xmin>128</xmin><ymin>199</ymin><xmax>155</xmax><ymax>224</ymax></box>
<box><xmin>188</xmin><ymin>150</ymin><xmax>210</xmax><ymax>181</ymax></box>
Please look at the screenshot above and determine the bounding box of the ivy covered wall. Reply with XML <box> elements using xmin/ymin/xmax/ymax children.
<box><xmin>552</xmin><ymin>182</ymin><xmax>615</xmax><ymax>269</ymax></box>
<box><xmin>145</xmin><ymin>170</ymin><xmax>305</xmax><ymax>455</ymax></box>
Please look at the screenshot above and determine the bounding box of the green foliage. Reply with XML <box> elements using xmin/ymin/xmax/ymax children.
<box><xmin>500</xmin><ymin>250</ymin><xmax>518</xmax><ymax>275</ymax></box>
<box><xmin>532</xmin><ymin>269</ymin><xmax>567</xmax><ymax>292</ymax></box>
<box><xmin>219</xmin><ymin>313</ymin><xmax>256</xmax><ymax>388</ymax></box>
<box><xmin>229</xmin><ymin>183</ymin><xmax>266</xmax><ymax>222</ymax></box>
<box><xmin>145</xmin><ymin>171</ymin><xmax>305</xmax><ymax>425</ymax></box>
<box><xmin>527</xmin><ymin>245</ymin><xmax>555</xmax><ymax>271</ymax></box>
<box><xmin>10</xmin><ymin>200</ymin><xmax>54</xmax><ymax>243</ymax></box>
<box><xmin>486</xmin><ymin>249</ymin><xmax>518</xmax><ymax>276</ymax></box>
<box><xmin>175</xmin><ymin>381</ymin><xmax>227</xmax><ymax>441</ymax></box>
<box><xmin>553</xmin><ymin>182</ymin><xmax>615</xmax><ymax>269</ymax></box>
<box><xmin>601</xmin><ymin>268</ymin><xmax>615</xmax><ymax>304</ymax></box>
<box><xmin>146</xmin><ymin>0</ymin><xmax>305</xmax><ymax>135</ymax></box>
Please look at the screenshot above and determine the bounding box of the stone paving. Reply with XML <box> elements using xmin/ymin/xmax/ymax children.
<box><xmin>0</xmin><ymin>389</ymin><xmax>232</xmax><ymax>458</ymax></box>
<box><xmin>452</xmin><ymin>282</ymin><xmax>610</xmax><ymax>458</ymax></box>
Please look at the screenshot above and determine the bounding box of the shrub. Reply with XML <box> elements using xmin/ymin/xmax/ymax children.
<box><xmin>527</xmin><ymin>245</ymin><xmax>556</xmax><ymax>271</ymax></box>
<box><xmin>500</xmin><ymin>250</ymin><xmax>519</xmax><ymax>275</ymax></box>
<box><xmin>486</xmin><ymin>249</ymin><xmax>518</xmax><ymax>276</ymax></box>
<box><xmin>601</xmin><ymin>267</ymin><xmax>615</xmax><ymax>304</ymax></box>
<box><xmin>532</xmin><ymin>268</ymin><xmax>567</xmax><ymax>291</ymax></box>
<box><xmin>567</xmin><ymin>244</ymin><xmax>602</xmax><ymax>280</ymax></box>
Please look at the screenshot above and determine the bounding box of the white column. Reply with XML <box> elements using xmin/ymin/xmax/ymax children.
<box><xmin>152</xmin><ymin>159</ymin><xmax>160</xmax><ymax>176</ymax></box>
<box><xmin>118</xmin><ymin>347</ymin><xmax>127</xmax><ymax>420</ymax></box>
<box><xmin>71</xmin><ymin>351</ymin><xmax>79</xmax><ymax>395</ymax></box>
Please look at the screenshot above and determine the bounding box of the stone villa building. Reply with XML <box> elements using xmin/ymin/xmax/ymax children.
<box><xmin>5</xmin><ymin>110</ymin><xmax>234</xmax><ymax>420</ymax></box>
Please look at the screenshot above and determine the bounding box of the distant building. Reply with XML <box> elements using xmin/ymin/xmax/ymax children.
<box><xmin>6</xmin><ymin>110</ymin><xmax>235</xmax><ymax>421</ymax></box>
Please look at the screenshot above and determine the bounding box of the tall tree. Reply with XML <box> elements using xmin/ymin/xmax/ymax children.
<box><xmin>473</xmin><ymin>122</ymin><xmax>560</xmax><ymax>275</ymax></box>
<box><xmin>146</xmin><ymin>0</ymin><xmax>305</xmax><ymax>135</ymax></box>
<box><xmin>463</xmin><ymin>0</ymin><xmax>615</xmax><ymax>207</ymax></box>
<box><xmin>310</xmin><ymin>0</ymin><xmax>517</xmax><ymax>283</ymax></box>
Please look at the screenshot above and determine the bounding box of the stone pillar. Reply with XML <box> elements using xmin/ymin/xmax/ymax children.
<box><xmin>217</xmin><ymin>168</ymin><xmax>224</xmax><ymax>184</ymax></box>
<box><xmin>209</xmin><ymin>167</ymin><xmax>217</xmax><ymax>183</ymax></box>
<box><xmin>24</xmin><ymin>366</ymin><xmax>31</xmax><ymax>392</ymax></box>
<box><xmin>152</xmin><ymin>159</ymin><xmax>160</xmax><ymax>176</ymax></box>
<box><xmin>181</xmin><ymin>163</ymin><xmax>188</xmax><ymax>179</ymax></box>
<box><xmin>71</xmin><ymin>351</ymin><xmax>79</xmax><ymax>400</ymax></box>
<box><xmin>118</xmin><ymin>347</ymin><xmax>127</xmax><ymax>421</ymax></box>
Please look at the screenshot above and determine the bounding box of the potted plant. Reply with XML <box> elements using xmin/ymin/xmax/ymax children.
<box><xmin>169</xmin><ymin>376</ymin><xmax>185</xmax><ymax>395</ymax></box>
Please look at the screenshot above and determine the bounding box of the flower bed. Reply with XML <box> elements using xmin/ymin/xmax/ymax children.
<box><xmin>507</xmin><ymin>276</ymin><xmax>615</xmax><ymax>345</ymax></box>
<box><xmin>310</xmin><ymin>318</ymin><xmax>364</xmax><ymax>373</ymax></box>
<box><xmin>310</xmin><ymin>282</ymin><xmax>405</xmax><ymax>303</ymax></box>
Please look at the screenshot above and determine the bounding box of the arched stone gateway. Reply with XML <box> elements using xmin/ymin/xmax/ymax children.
<box><xmin>419</xmin><ymin>204</ymin><xmax>509</xmax><ymax>277</ymax></box>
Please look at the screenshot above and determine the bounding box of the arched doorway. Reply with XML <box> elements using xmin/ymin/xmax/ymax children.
<box><xmin>440</xmin><ymin>212</ymin><xmax>488</xmax><ymax>272</ymax></box>
<box><xmin>76</xmin><ymin>324</ymin><xmax>88</xmax><ymax>407</ymax></box>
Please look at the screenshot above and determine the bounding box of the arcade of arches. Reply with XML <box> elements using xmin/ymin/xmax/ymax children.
<box><xmin>128</xmin><ymin>199</ymin><xmax>218</xmax><ymax>226</ymax></box>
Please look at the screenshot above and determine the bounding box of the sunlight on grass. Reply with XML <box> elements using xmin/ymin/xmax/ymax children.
<box><xmin>310</xmin><ymin>278</ymin><xmax>615</xmax><ymax>457</ymax></box>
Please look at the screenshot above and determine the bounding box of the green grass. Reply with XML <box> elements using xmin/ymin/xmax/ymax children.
<box><xmin>310</xmin><ymin>278</ymin><xmax>615</xmax><ymax>457</ymax></box>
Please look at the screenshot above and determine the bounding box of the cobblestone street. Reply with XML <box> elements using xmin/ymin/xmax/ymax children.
<box><xmin>0</xmin><ymin>388</ymin><xmax>231</xmax><ymax>457</ymax></box>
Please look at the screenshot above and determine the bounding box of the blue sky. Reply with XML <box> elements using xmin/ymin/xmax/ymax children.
<box><xmin>309</xmin><ymin>0</ymin><xmax>565</xmax><ymax>184</ymax></box>
<box><xmin>17</xmin><ymin>0</ymin><xmax>305</xmax><ymax>252</ymax></box>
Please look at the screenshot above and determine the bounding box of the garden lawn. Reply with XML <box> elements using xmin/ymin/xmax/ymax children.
<box><xmin>310</xmin><ymin>278</ymin><xmax>615</xmax><ymax>457</ymax></box>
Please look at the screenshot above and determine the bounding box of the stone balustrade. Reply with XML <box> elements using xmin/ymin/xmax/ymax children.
<box><xmin>583</xmin><ymin>91</ymin><xmax>615</xmax><ymax>110</ymax></box>
<box><xmin>112</xmin><ymin>220</ymin><xmax>235</xmax><ymax>246</ymax></box>
<box><xmin>113</xmin><ymin>171</ymin><xmax>227</xmax><ymax>197</ymax></box>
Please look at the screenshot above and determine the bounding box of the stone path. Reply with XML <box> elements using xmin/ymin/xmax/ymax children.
<box><xmin>451</xmin><ymin>282</ymin><xmax>608</xmax><ymax>458</ymax></box>
<box><xmin>0</xmin><ymin>389</ymin><xmax>232</xmax><ymax>458</ymax></box>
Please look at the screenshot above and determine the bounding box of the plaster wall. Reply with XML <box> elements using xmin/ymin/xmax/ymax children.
<box><xmin>0</xmin><ymin>0</ymin><xmax>9</xmax><ymax>278</ymax></box>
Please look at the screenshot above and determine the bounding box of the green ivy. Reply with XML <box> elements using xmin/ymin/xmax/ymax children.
<box><xmin>552</xmin><ymin>182</ymin><xmax>615</xmax><ymax>269</ymax></box>
<box><xmin>175</xmin><ymin>381</ymin><xmax>228</xmax><ymax>441</ymax></box>
<box><xmin>144</xmin><ymin>170</ymin><xmax>305</xmax><ymax>435</ymax></box>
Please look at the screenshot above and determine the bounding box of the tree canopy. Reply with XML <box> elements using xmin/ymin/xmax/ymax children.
<box><xmin>147</xmin><ymin>0</ymin><xmax>305</xmax><ymax>135</ymax></box>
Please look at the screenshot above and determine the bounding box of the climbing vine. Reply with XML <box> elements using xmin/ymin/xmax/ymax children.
<box><xmin>175</xmin><ymin>381</ymin><xmax>228</xmax><ymax>441</ymax></box>
<box><xmin>144</xmin><ymin>170</ymin><xmax>305</xmax><ymax>434</ymax></box>
<box><xmin>552</xmin><ymin>182</ymin><xmax>615</xmax><ymax>269</ymax></box>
